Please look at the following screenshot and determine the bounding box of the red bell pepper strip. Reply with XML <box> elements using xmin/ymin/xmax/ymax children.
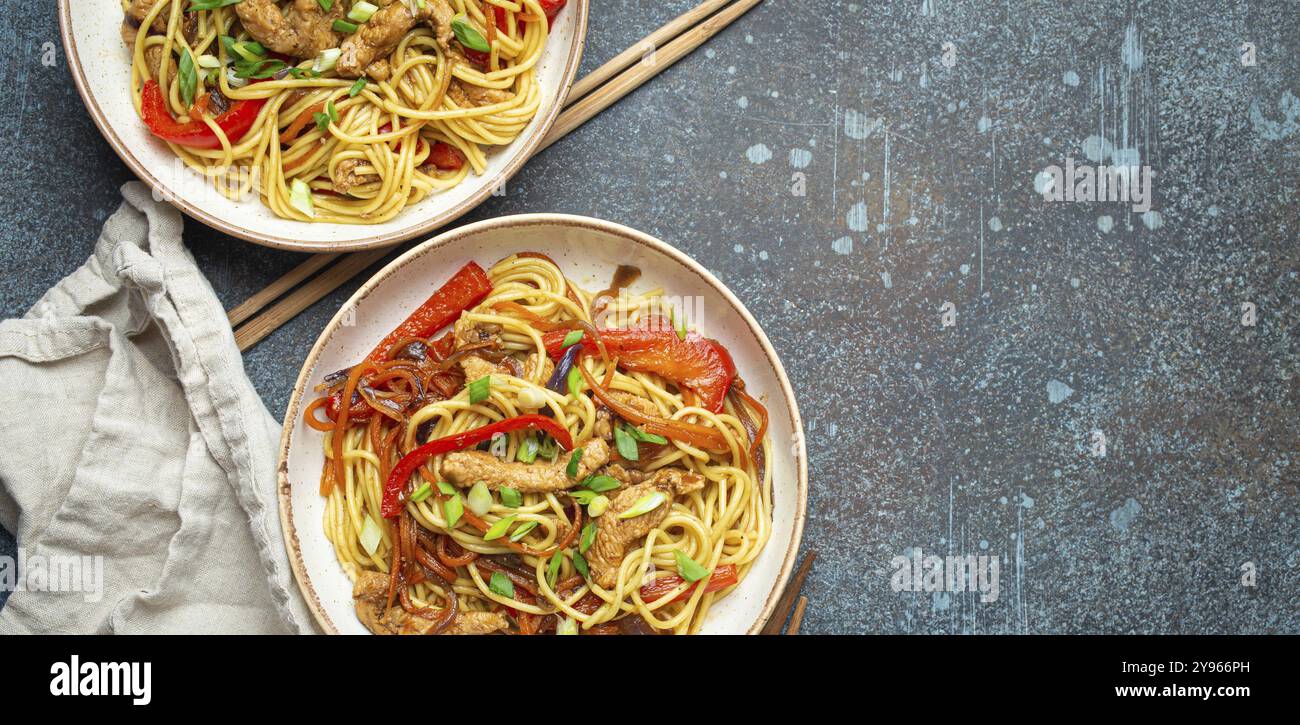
<box><xmin>543</xmin><ymin>328</ymin><xmax>737</xmax><ymax>413</ymax></box>
<box><xmin>380</xmin><ymin>415</ymin><xmax>574</xmax><ymax>518</ymax></box>
<box><xmin>365</xmin><ymin>261</ymin><xmax>492</xmax><ymax>363</ymax></box>
<box><xmin>428</xmin><ymin>141</ymin><xmax>466</xmax><ymax>171</ymax></box>
<box><xmin>640</xmin><ymin>564</ymin><xmax>739</xmax><ymax>604</ymax></box>
<box><xmin>139</xmin><ymin>80</ymin><xmax>266</xmax><ymax>149</ymax></box>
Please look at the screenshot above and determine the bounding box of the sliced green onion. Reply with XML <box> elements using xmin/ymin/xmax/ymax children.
<box><xmin>587</xmin><ymin>495</ymin><xmax>610</xmax><ymax>517</ymax></box>
<box><xmin>673</xmin><ymin>550</ymin><xmax>709</xmax><ymax>582</ymax></box>
<box><xmin>617</xmin><ymin>491</ymin><xmax>666</xmax><ymax>519</ymax></box>
<box><xmin>317</xmin><ymin>0</ymin><xmax>334</xmax><ymax>11</ymax></box>
<box><xmin>221</xmin><ymin>36</ymin><xmax>266</xmax><ymax>62</ymax></box>
<box><xmin>189</xmin><ymin>0</ymin><xmax>243</xmax><ymax>11</ymax></box>
<box><xmin>358</xmin><ymin>515</ymin><xmax>383</xmax><ymax>556</ymax></box>
<box><xmin>509</xmin><ymin>521</ymin><xmax>538</xmax><ymax>542</ymax></box>
<box><xmin>450</xmin><ymin>14</ymin><xmax>490</xmax><ymax>52</ymax></box>
<box><xmin>468</xmin><ymin>375</ymin><xmax>492</xmax><ymax>404</ymax></box>
<box><xmin>572</xmin><ymin>550</ymin><xmax>589</xmax><ymax>579</ymax></box>
<box><xmin>410</xmin><ymin>482</ymin><xmax>433</xmax><ymax>503</ymax></box>
<box><xmin>348</xmin><ymin>77</ymin><xmax>368</xmax><ymax>97</ymax></box>
<box><xmin>517</xmin><ymin>386</ymin><xmax>547</xmax><ymax>409</ymax></box>
<box><xmin>614</xmin><ymin>424</ymin><xmax>639</xmax><ymax>461</ymax></box>
<box><xmin>467</xmin><ymin>481</ymin><xmax>492</xmax><ymax>516</ymax></box>
<box><xmin>289</xmin><ymin>178</ymin><xmax>314</xmax><ymax>218</ymax></box>
<box><xmin>196</xmin><ymin>54</ymin><xmax>222</xmax><ymax>70</ymax></box>
<box><xmin>483</xmin><ymin>514</ymin><xmax>516</xmax><ymax>540</ymax></box>
<box><xmin>567</xmin><ymin>366</ymin><xmax>583</xmax><ymax>397</ymax></box>
<box><xmin>579</xmin><ymin>523</ymin><xmax>597</xmax><ymax>553</ymax></box>
<box><xmin>546</xmin><ymin>551</ymin><xmax>563</xmax><ymax>589</ymax></box>
<box><xmin>538</xmin><ymin>436</ymin><xmax>558</xmax><ymax>462</ymax></box>
<box><xmin>436</xmin><ymin>481</ymin><xmax>457</xmax><ymax>495</ymax></box>
<box><xmin>556</xmin><ymin>616</ymin><xmax>578</xmax><ymax>635</ymax></box>
<box><xmin>488</xmin><ymin>571</ymin><xmax>514</xmax><ymax>598</ymax></box>
<box><xmin>516</xmin><ymin>436</ymin><xmax>539</xmax><ymax>464</ymax></box>
<box><xmin>561</xmin><ymin>330</ymin><xmax>583</xmax><ymax>349</ymax></box>
<box><xmin>582</xmin><ymin>475</ymin><xmax>620</xmax><ymax>493</ymax></box>
<box><xmin>313</xmin><ymin>47</ymin><xmax>342</xmax><ymax>73</ymax></box>
<box><xmin>499</xmin><ymin>486</ymin><xmax>522</xmax><ymax>508</ymax></box>
<box><xmin>443</xmin><ymin>492</ymin><xmax>464</xmax><ymax>528</ymax></box>
<box><xmin>667</xmin><ymin>304</ymin><xmax>688</xmax><ymax>341</ymax></box>
<box><xmin>332</xmin><ymin>19</ymin><xmax>359</xmax><ymax>33</ymax></box>
<box><xmin>570</xmin><ymin>489</ymin><xmax>599</xmax><ymax>505</ymax></box>
<box><xmin>313</xmin><ymin>99</ymin><xmax>337</xmax><ymax>132</ymax></box>
<box><xmin>348</xmin><ymin>1</ymin><xmax>379</xmax><ymax>22</ymax></box>
<box><xmin>178</xmin><ymin>49</ymin><xmax>197</xmax><ymax>107</ymax></box>
<box><xmin>566</xmin><ymin>447</ymin><xmax>584</xmax><ymax>478</ymax></box>
<box><xmin>628</xmin><ymin>427</ymin><xmax>668</xmax><ymax>445</ymax></box>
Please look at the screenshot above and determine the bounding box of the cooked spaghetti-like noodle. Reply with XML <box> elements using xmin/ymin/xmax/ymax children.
<box><xmin>122</xmin><ymin>0</ymin><xmax>559</xmax><ymax>223</ymax></box>
<box><xmin>309</xmin><ymin>254</ymin><xmax>773</xmax><ymax>634</ymax></box>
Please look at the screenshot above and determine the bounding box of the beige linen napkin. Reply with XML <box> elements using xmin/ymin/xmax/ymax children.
<box><xmin>0</xmin><ymin>183</ymin><xmax>314</xmax><ymax>634</ymax></box>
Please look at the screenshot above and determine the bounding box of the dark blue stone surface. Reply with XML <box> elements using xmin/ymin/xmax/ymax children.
<box><xmin>0</xmin><ymin>1</ymin><xmax>1296</xmax><ymax>632</ymax></box>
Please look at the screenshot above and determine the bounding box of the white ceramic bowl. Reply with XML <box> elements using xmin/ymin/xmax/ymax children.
<box><xmin>59</xmin><ymin>1</ymin><xmax>588</xmax><ymax>252</ymax></box>
<box><xmin>278</xmin><ymin>215</ymin><xmax>808</xmax><ymax>634</ymax></box>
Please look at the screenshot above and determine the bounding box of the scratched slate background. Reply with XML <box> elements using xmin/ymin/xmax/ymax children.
<box><xmin>1</xmin><ymin>1</ymin><xmax>1297</xmax><ymax>633</ymax></box>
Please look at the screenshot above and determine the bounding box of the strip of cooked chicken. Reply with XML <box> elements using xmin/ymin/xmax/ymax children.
<box><xmin>236</xmin><ymin>0</ymin><xmax>345</xmax><ymax>59</ymax></box>
<box><xmin>587</xmin><ymin>468</ymin><xmax>705</xmax><ymax>589</ymax></box>
<box><xmin>353</xmin><ymin>571</ymin><xmax>509</xmax><ymax>635</ymax></box>
<box><xmin>441</xmin><ymin>438</ymin><xmax>611</xmax><ymax>492</ymax></box>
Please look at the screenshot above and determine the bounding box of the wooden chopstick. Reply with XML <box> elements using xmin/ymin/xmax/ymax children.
<box><xmin>785</xmin><ymin>596</ymin><xmax>808</xmax><ymax>635</ymax></box>
<box><xmin>231</xmin><ymin>0</ymin><xmax>763</xmax><ymax>351</ymax></box>
<box><xmin>760</xmin><ymin>550</ymin><xmax>816</xmax><ymax>635</ymax></box>
<box><xmin>539</xmin><ymin>0</ymin><xmax>762</xmax><ymax>152</ymax></box>
<box><xmin>227</xmin><ymin>253</ymin><xmax>339</xmax><ymax>327</ymax></box>
<box><xmin>565</xmin><ymin>0</ymin><xmax>734</xmax><ymax>103</ymax></box>
<box><xmin>233</xmin><ymin>249</ymin><xmax>388</xmax><ymax>350</ymax></box>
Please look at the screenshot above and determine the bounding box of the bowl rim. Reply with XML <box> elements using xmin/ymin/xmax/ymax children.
<box><xmin>58</xmin><ymin>0</ymin><xmax>590</xmax><ymax>253</ymax></box>
<box><xmin>276</xmin><ymin>213</ymin><xmax>809</xmax><ymax>634</ymax></box>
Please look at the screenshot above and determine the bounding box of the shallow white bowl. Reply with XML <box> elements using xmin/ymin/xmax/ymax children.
<box><xmin>59</xmin><ymin>1</ymin><xmax>588</xmax><ymax>252</ymax></box>
<box><xmin>277</xmin><ymin>215</ymin><xmax>808</xmax><ymax>634</ymax></box>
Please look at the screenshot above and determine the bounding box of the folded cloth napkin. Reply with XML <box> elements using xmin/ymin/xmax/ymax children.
<box><xmin>0</xmin><ymin>183</ymin><xmax>314</xmax><ymax>634</ymax></box>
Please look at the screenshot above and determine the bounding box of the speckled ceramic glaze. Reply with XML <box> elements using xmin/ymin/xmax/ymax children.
<box><xmin>59</xmin><ymin>0</ymin><xmax>588</xmax><ymax>252</ymax></box>
<box><xmin>277</xmin><ymin>215</ymin><xmax>808</xmax><ymax>634</ymax></box>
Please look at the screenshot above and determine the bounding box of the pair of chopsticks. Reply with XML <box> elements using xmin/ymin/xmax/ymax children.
<box><xmin>761</xmin><ymin>551</ymin><xmax>816</xmax><ymax>635</ymax></box>
<box><xmin>230</xmin><ymin>0</ymin><xmax>763</xmax><ymax>351</ymax></box>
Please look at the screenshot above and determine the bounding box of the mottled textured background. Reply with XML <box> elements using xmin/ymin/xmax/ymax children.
<box><xmin>1</xmin><ymin>1</ymin><xmax>1297</xmax><ymax>633</ymax></box>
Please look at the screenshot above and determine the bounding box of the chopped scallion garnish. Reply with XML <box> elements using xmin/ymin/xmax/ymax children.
<box><xmin>581</xmin><ymin>475</ymin><xmax>620</xmax><ymax>493</ymax></box>
<box><xmin>450</xmin><ymin>14</ymin><xmax>490</xmax><ymax>52</ymax></box>
<box><xmin>561</xmin><ymin>330</ymin><xmax>583</xmax><ymax>349</ymax></box>
<box><xmin>566</xmin><ymin>447</ymin><xmax>584</xmax><ymax>478</ymax></box>
<box><xmin>468</xmin><ymin>375</ymin><xmax>492</xmax><ymax>404</ymax></box>
<box><xmin>467</xmin><ymin>481</ymin><xmax>492</xmax><ymax>516</ymax></box>
<box><xmin>546</xmin><ymin>551</ymin><xmax>563</xmax><ymax>589</ymax></box>
<box><xmin>289</xmin><ymin>178</ymin><xmax>314</xmax><ymax>218</ymax></box>
<box><xmin>627</xmin><ymin>426</ymin><xmax>668</xmax><ymax>445</ymax></box>
<box><xmin>509</xmin><ymin>521</ymin><xmax>538</xmax><ymax>542</ymax></box>
<box><xmin>359</xmin><ymin>515</ymin><xmax>383</xmax><ymax>556</ymax></box>
<box><xmin>348</xmin><ymin>1</ymin><xmax>379</xmax><ymax>22</ymax></box>
<box><xmin>587</xmin><ymin>495</ymin><xmax>610</xmax><ymax>517</ymax></box>
<box><xmin>570</xmin><ymin>489</ymin><xmax>599</xmax><ymax>505</ymax></box>
<box><xmin>614</xmin><ymin>424</ymin><xmax>639</xmax><ymax>461</ymax></box>
<box><xmin>567</xmin><ymin>366</ymin><xmax>583</xmax><ymax>397</ymax></box>
<box><xmin>410</xmin><ymin>482</ymin><xmax>433</xmax><ymax>503</ymax></box>
<box><xmin>178</xmin><ymin>49</ymin><xmax>197</xmax><ymax>107</ymax></box>
<box><xmin>483</xmin><ymin>514</ymin><xmax>517</xmax><ymax>540</ymax></box>
<box><xmin>443</xmin><ymin>492</ymin><xmax>464</xmax><ymax>528</ymax></box>
<box><xmin>348</xmin><ymin>77</ymin><xmax>367</xmax><ymax>97</ymax></box>
<box><xmin>499</xmin><ymin>486</ymin><xmax>522</xmax><ymax>508</ymax></box>
<box><xmin>516</xmin><ymin>436</ymin><xmax>539</xmax><ymax>464</ymax></box>
<box><xmin>332</xmin><ymin>19</ymin><xmax>359</xmax><ymax>33</ymax></box>
<box><xmin>579</xmin><ymin>523</ymin><xmax>596</xmax><ymax>553</ymax></box>
<box><xmin>572</xmin><ymin>550</ymin><xmax>589</xmax><ymax>579</ymax></box>
<box><xmin>436</xmin><ymin>481</ymin><xmax>457</xmax><ymax>495</ymax></box>
<box><xmin>617</xmin><ymin>491</ymin><xmax>666</xmax><ymax>519</ymax></box>
<box><xmin>673</xmin><ymin>550</ymin><xmax>709</xmax><ymax>582</ymax></box>
<box><xmin>556</xmin><ymin>616</ymin><xmax>578</xmax><ymax>635</ymax></box>
<box><xmin>488</xmin><ymin>571</ymin><xmax>514</xmax><ymax>598</ymax></box>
